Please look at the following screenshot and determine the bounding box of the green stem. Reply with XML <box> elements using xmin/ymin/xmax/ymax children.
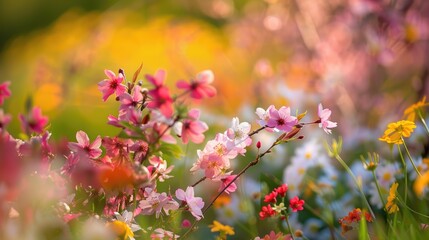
<box><xmin>371</xmin><ymin>170</ymin><xmax>387</xmax><ymax>207</ymax></box>
<box><xmin>418</xmin><ymin>111</ymin><xmax>429</xmax><ymax>136</ymax></box>
<box><xmin>401</xmin><ymin>138</ymin><xmax>422</xmax><ymax>177</ymax></box>
<box><xmin>335</xmin><ymin>155</ymin><xmax>376</xmax><ymax>219</ymax></box>
<box><xmin>285</xmin><ymin>215</ymin><xmax>296</xmax><ymax>240</ymax></box>
<box><xmin>397</xmin><ymin>145</ymin><xmax>408</xmax><ymax>204</ymax></box>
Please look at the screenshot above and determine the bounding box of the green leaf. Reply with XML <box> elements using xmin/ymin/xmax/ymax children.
<box><xmin>157</xmin><ymin>142</ymin><xmax>183</xmax><ymax>161</ymax></box>
<box><xmin>359</xmin><ymin>214</ymin><xmax>370</xmax><ymax>240</ymax></box>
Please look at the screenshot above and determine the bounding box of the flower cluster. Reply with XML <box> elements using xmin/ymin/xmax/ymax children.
<box><xmin>259</xmin><ymin>184</ymin><xmax>305</xmax><ymax>220</ymax></box>
<box><xmin>339</xmin><ymin>208</ymin><xmax>373</xmax><ymax>235</ymax></box>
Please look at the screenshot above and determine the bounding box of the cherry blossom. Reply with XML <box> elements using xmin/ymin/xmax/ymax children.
<box><xmin>176</xmin><ymin>70</ymin><xmax>216</xmax><ymax>99</ymax></box>
<box><xmin>139</xmin><ymin>188</ymin><xmax>179</xmax><ymax>218</ymax></box>
<box><xmin>175</xmin><ymin>186</ymin><xmax>205</xmax><ymax>220</ymax></box>
<box><xmin>98</xmin><ymin>69</ymin><xmax>127</xmax><ymax>101</ymax></box>
<box><xmin>318</xmin><ymin>104</ymin><xmax>337</xmax><ymax>134</ymax></box>
<box><xmin>68</xmin><ymin>130</ymin><xmax>102</xmax><ymax>159</ymax></box>
<box><xmin>175</xmin><ymin>109</ymin><xmax>208</xmax><ymax>144</ymax></box>
<box><xmin>19</xmin><ymin>107</ymin><xmax>49</xmax><ymax>134</ymax></box>
<box><xmin>0</xmin><ymin>81</ymin><xmax>11</xmax><ymax>105</ymax></box>
<box><xmin>267</xmin><ymin>106</ymin><xmax>297</xmax><ymax>132</ymax></box>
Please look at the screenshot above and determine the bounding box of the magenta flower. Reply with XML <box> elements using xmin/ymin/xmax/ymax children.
<box><xmin>176</xmin><ymin>70</ymin><xmax>217</xmax><ymax>99</ymax></box>
<box><xmin>68</xmin><ymin>130</ymin><xmax>102</xmax><ymax>159</ymax></box>
<box><xmin>0</xmin><ymin>81</ymin><xmax>11</xmax><ymax>105</ymax></box>
<box><xmin>318</xmin><ymin>103</ymin><xmax>337</xmax><ymax>134</ymax></box>
<box><xmin>98</xmin><ymin>69</ymin><xmax>127</xmax><ymax>101</ymax></box>
<box><xmin>289</xmin><ymin>196</ymin><xmax>305</xmax><ymax>212</ymax></box>
<box><xmin>19</xmin><ymin>107</ymin><xmax>49</xmax><ymax>134</ymax></box>
<box><xmin>175</xmin><ymin>186</ymin><xmax>205</xmax><ymax>220</ymax></box>
<box><xmin>219</xmin><ymin>175</ymin><xmax>237</xmax><ymax>194</ymax></box>
<box><xmin>0</xmin><ymin>109</ymin><xmax>12</xmax><ymax>129</ymax></box>
<box><xmin>175</xmin><ymin>109</ymin><xmax>208</xmax><ymax>144</ymax></box>
<box><xmin>119</xmin><ymin>85</ymin><xmax>144</xmax><ymax>110</ymax></box>
<box><xmin>146</xmin><ymin>69</ymin><xmax>166</xmax><ymax>89</ymax></box>
<box><xmin>267</xmin><ymin>106</ymin><xmax>298</xmax><ymax>132</ymax></box>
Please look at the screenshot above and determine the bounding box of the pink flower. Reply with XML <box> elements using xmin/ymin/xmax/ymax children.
<box><xmin>0</xmin><ymin>109</ymin><xmax>12</xmax><ymax>129</ymax></box>
<box><xmin>275</xmin><ymin>184</ymin><xmax>288</xmax><ymax>197</ymax></box>
<box><xmin>192</xmin><ymin>152</ymin><xmax>229</xmax><ymax>179</ymax></box>
<box><xmin>176</xmin><ymin>70</ymin><xmax>216</xmax><ymax>99</ymax></box>
<box><xmin>267</xmin><ymin>106</ymin><xmax>297</xmax><ymax>132</ymax></box>
<box><xmin>181</xmin><ymin>219</ymin><xmax>191</xmax><ymax>228</ymax></box>
<box><xmin>289</xmin><ymin>196</ymin><xmax>305</xmax><ymax>212</ymax></box>
<box><xmin>147</xmin><ymin>86</ymin><xmax>174</xmax><ymax>118</ymax></box>
<box><xmin>318</xmin><ymin>103</ymin><xmax>337</xmax><ymax>134</ymax></box>
<box><xmin>175</xmin><ymin>109</ymin><xmax>208</xmax><ymax>144</ymax></box>
<box><xmin>150</xmin><ymin>228</ymin><xmax>179</xmax><ymax>240</ymax></box>
<box><xmin>119</xmin><ymin>85</ymin><xmax>144</xmax><ymax>110</ymax></box>
<box><xmin>175</xmin><ymin>186</ymin><xmax>205</xmax><ymax>220</ymax></box>
<box><xmin>98</xmin><ymin>69</ymin><xmax>127</xmax><ymax>101</ymax></box>
<box><xmin>264</xmin><ymin>191</ymin><xmax>278</xmax><ymax>203</ymax></box>
<box><xmin>68</xmin><ymin>130</ymin><xmax>102</xmax><ymax>159</ymax></box>
<box><xmin>146</xmin><ymin>69</ymin><xmax>166</xmax><ymax>89</ymax></box>
<box><xmin>130</xmin><ymin>140</ymin><xmax>149</xmax><ymax>162</ymax></box>
<box><xmin>19</xmin><ymin>107</ymin><xmax>49</xmax><ymax>134</ymax></box>
<box><xmin>0</xmin><ymin>81</ymin><xmax>11</xmax><ymax>105</ymax></box>
<box><xmin>219</xmin><ymin>175</ymin><xmax>237</xmax><ymax>194</ymax></box>
<box><xmin>139</xmin><ymin>188</ymin><xmax>179</xmax><ymax>218</ymax></box>
<box><xmin>102</xmin><ymin>137</ymin><xmax>133</xmax><ymax>159</ymax></box>
<box><xmin>259</xmin><ymin>204</ymin><xmax>276</xmax><ymax>220</ymax></box>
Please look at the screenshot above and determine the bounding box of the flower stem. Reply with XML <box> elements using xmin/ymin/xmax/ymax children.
<box><xmin>401</xmin><ymin>138</ymin><xmax>422</xmax><ymax>177</ymax></box>
<box><xmin>285</xmin><ymin>215</ymin><xmax>296</xmax><ymax>240</ymax></box>
<box><xmin>335</xmin><ymin>154</ymin><xmax>375</xmax><ymax>219</ymax></box>
<box><xmin>418</xmin><ymin>111</ymin><xmax>429</xmax><ymax>136</ymax></box>
<box><xmin>371</xmin><ymin>170</ymin><xmax>386</xmax><ymax>207</ymax></box>
<box><xmin>397</xmin><ymin>145</ymin><xmax>408</xmax><ymax>204</ymax></box>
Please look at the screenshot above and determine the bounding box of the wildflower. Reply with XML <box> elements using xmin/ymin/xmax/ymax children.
<box><xmin>176</xmin><ymin>70</ymin><xmax>217</xmax><ymax>99</ymax></box>
<box><xmin>267</xmin><ymin>106</ymin><xmax>298</xmax><ymax>132</ymax></box>
<box><xmin>68</xmin><ymin>130</ymin><xmax>102</xmax><ymax>159</ymax></box>
<box><xmin>379</xmin><ymin>120</ymin><xmax>416</xmax><ymax>144</ymax></box>
<box><xmin>174</xmin><ymin>109</ymin><xmax>208</xmax><ymax>144</ymax></box>
<box><xmin>275</xmin><ymin>184</ymin><xmax>288</xmax><ymax>197</ymax></box>
<box><xmin>175</xmin><ymin>186</ymin><xmax>205</xmax><ymax>220</ymax></box>
<box><xmin>339</xmin><ymin>208</ymin><xmax>373</xmax><ymax>234</ymax></box>
<box><xmin>414</xmin><ymin>171</ymin><xmax>429</xmax><ymax>197</ymax></box>
<box><xmin>259</xmin><ymin>204</ymin><xmax>276</xmax><ymax>220</ymax></box>
<box><xmin>19</xmin><ymin>107</ymin><xmax>49</xmax><ymax>134</ymax></box>
<box><xmin>226</xmin><ymin>117</ymin><xmax>251</xmax><ymax>145</ymax></box>
<box><xmin>385</xmin><ymin>182</ymin><xmax>399</xmax><ymax>214</ymax></box>
<box><xmin>289</xmin><ymin>196</ymin><xmax>305</xmax><ymax>212</ymax></box>
<box><xmin>98</xmin><ymin>69</ymin><xmax>127</xmax><ymax>101</ymax></box>
<box><xmin>0</xmin><ymin>109</ymin><xmax>12</xmax><ymax>129</ymax></box>
<box><xmin>107</xmin><ymin>210</ymin><xmax>141</xmax><ymax>240</ymax></box>
<box><xmin>119</xmin><ymin>85</ymin><xmax>144</xmax><ymax>110</ymax></box>
<box><xmin>264</xmin><ymin>191</ymin><xmax>278</xmax><ymax>203</ymax></box>
<box><xmin>272</xmin><ymin>202</ymin><xmax>287</xmax><ymax>213</ymax></box>
<box><xmin>404</xmin><ymin>96</ymin><xmax>429</xmax><ymax>122</ymax></box>
<box><xmin>254</xmin><ymin>231</ymin><xmax>291</xmax><ymax>240</ymax></box>
<box><xmin>317</xmin><ymin>104</ymin><xmax>337</xmax><ymax>134</ymax></box>
<box><xmin>0</xmin><ymin>81</ymin><xmax>11</xmax><ymax>105</ymax></box>
<box><xmin>209</xmin><ymin>220</ymin><xmax>235</xmax><ymax>236</ymax></box>
<box><xmin>139</xmin><ymin>188</ymin><xmax>179</xmax><ymax>218</ymax></box>
<box><xmin>150</xmin><ymin>228</ymin><xmax>179</xmax><ymax>240</ymax></box>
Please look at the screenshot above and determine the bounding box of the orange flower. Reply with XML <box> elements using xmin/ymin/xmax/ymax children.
<box><xmin>379</xmin><ymin>120</ymin><xmax>416</xmax><ymax>144</ymax></box>
<box><xmin>404</xmin><ymin>96</ymin><xmax>429</xmax><ymax>122</ymax></box>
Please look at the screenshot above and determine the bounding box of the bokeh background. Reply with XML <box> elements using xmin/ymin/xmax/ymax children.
<box><xmin>1</xmin><ymin>0</ymin><xmax>429</xmax><ymax>238</ymax></box>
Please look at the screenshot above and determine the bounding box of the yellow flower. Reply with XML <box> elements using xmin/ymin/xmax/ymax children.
<box><xmin>209</xmin><ymin>220</ymin><xmax>235</xmax><ymax>236</ymax></box>
<box><xmin>404</xmin><ymin>96</ymin><xmax>429</xmax><ymax>122</ymax></box>
<box><xmin>379</xmin><ymin>120</ymin><xmax>416</xmax><ymax>144</ymax></box>
<box><xmin>107</xmin><ymin>220</ymin><xmax>134</xmax><ymax>240</ymax></box>
<box><xmin>414</xmin><ymin>171</ymin><xmax>429</xmax><ymax>197</ymax></box>
<box><xmin>385</xmin><ymin>182</ymin><xmax>399</xmax><ymax>214</ymax></box>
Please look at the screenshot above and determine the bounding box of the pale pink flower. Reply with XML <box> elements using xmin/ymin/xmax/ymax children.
<box><xmin>175</xmin><ymin>109</ymin><xmax>208</xmax><ymax>144</ymax></box>
<box><xmin>193</xmin><ymin>152</ymin><xmax>229</xmax><ymax>179</ymax></box>
<box><xmin>318</xmin><ymin>104</ymin><xmax>337</xmax><ymax>134</ymax></box>
<box><xmin>119</xmin><ymin>85</ymin><xmax>144</xmax><ymax>110</ymax></box>
<box><xmin>226</xmin><ymin>117</ymin><xmax>251</xmax><ymax>144</ymax></box>
<box><xmin>98</xmin><ymin>69</ymin><xmax>127</xmax><ymax>101</ymax></box>
<box><xmin>175</xmin><ymin>186</ymin><xmax>205</xmax><ymax>220</ymax></box>
<box><xmin>68</xmin><ymin>130</ymin><xmax>102</xmax><ymax>159</ymax></box>
<box><xmin>219</xmin><ymin>174</ymin><xmax>237</xmax><ymax>194</ymax></box>
<box><xmin>150</xmin><ymin>228</ymin><xmax>179</xmax><ymax>240</ymax></box>
<box><xmin>267</xmin><ymin>106</ymin><xmax>297</xmax><ymax>132</ymax></box>
<box><xmin>0</xmin><ymin>81</ymin><xmax>11</xmax><ymax>105</ymax></box>
<box><xmin>139</xmin><ymin>188</ymin><xmax>179</xmax><ymax>218</ymax></box>
<box><xmin>176</xmin><ymin>70</ymin><xmax>216</xmax><ymax>99</ymax></box>
<box><xmin>19</xmin><ymin>107</ymin><xmax>49</xmax><ymax>134</ymax></box>
<box><xmin>255</xmin><ymin>105</ymin><xmax>275</xmax><ymax>127</ymax></box>
<box><xmin>0</xmin><ymin>109</ymin><xmax>12</xmax><ymax>129</ymax></box>
<box><xmin>149</xmin><ymin>156</ymin><xmax>174</xmax><ymax>182</ymax></box>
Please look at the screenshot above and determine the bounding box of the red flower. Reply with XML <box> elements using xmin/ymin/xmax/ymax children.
<box><xmin>264</xmin><ymin>191</ymin><xmax>278</xmax><ymax>203</ymax></box>
<box><xmin>176</xmin><ymin>70</ymin><xmax>216</xmax><ymax>99</ymax></box>
<box><xmin>19</xmin><ymin>107</ymin><xmax>49</xmax><ymax>134</ymax></box>
<box><xmin>0</xmin><ymin>81</ymin><xmax>11</xmax><ymax>105</ymax></box>
<box><xmin>289</xmin><ymin>196</ymin><xmax>305</xmax><ymax>212</ymax></box>
<box><xmin>275</xmin><ymin>184</ymin><xmax>288</xmax><ymax>197</ymax></box>
<box><xmin>259</xmin><ymin>204</ymin><xmax>276</xmax><ymax>220</ymax></box>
